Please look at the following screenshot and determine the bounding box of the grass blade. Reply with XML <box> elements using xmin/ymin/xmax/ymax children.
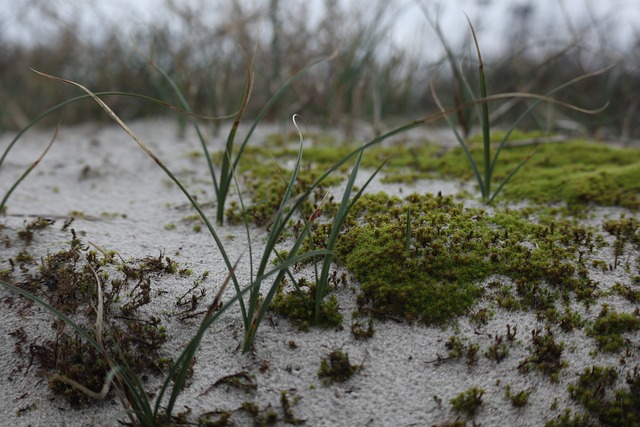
<box><xmin>32</xmin><ymin>70</ymin><xmax>248</xmax><ymax>346</ymax></box>
<box><xmin>313</xmin><ymin>145</ymin><xmax>382</xmax><ymax>324</ymax></box>
<box><xmin>466</xmin><ymin>16</ymin><xmax>492</xmax><ymax>201</ymax></box>
<box><xmin>215</xmin><ymin>47</ymin><xmax>255</xmax><ymax>224</ymax></box>
<box><xmin>430</xmin><ymin>80</ymin><xmax>485</xmax><ymax>195</ymax></box>
<box><xmin>1</xmin><ymin>123</ymin><xmax>58</xmax><ymax>214</ymax></box>
<box><xmin>159</xmin><ymin>258</ymin><xmax>240</xmax><ymax>418</ymax></box>
<box><xmin>222</xmin><ymin>52</ymin><xmax>338</xmax><ymax>223</ymax></box>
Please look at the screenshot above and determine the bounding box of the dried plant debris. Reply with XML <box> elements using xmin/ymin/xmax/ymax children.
<box><xmin>4</xmin><ymin>230</ymin><xmax>205</xmax><ymax>405</ymax></box>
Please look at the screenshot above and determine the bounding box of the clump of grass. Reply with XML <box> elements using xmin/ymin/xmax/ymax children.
<box><xmin>146</xmin><ymin>46</ymin><xmax>336</xmax><ymax>226</ymax></box>
<box><xmin>2</xmin><ymin>1</ymin><xmax>638</xmax><ymax>137</ymax></box>
<box><xmin>567</xmin><ymin>365</ymin><xmax>640</xmax><ymax>426</ymax></box>
<box><xmin>518</xmin><ymin>328</ymin><xmax>567</xmax><ymax>382</ymax></box>
<box><xmin>450</xmin><ymin>386</ymin><xmax>484</xmax><ymax>417</ymax></box>
<box><xmin>586</xmin><ymin>305</ymin><xmax>640</xmax><ymax>353</ymax></box>
<box><xmin>430</xmin><ymin>18</ymin><xmax>610</xmax><ymax>204</ymax></box>
<box><xmin>318</xmin><ymin>350</ymin><xmax>359</xmax><ymax>385</ymax></box>
<box><xmin>505</xmin><ymin>384</ymin><xmax>531</xmax><ymax>408</ymax></box>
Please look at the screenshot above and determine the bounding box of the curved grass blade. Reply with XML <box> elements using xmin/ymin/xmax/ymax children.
<box><xmin>0</xmin><ymin>89</ymin><xmax>230</xmax><ymax>172</ymax></box>
<box><xmin>32</xmin><ymin>69</ymin><xmax>246</xmax><ymax>324</ymax></box>
<box><xmin>217</xmin><ymin>51</ymin><xmax>339</xmax><ymax>224</ymax></box>
<box><xmin>489</xmin><ymin>63</ymin><xmax>616</xmax><ymax>174</ymax></box>
<box><xmin>1</xmin><ymin>123</ymin><xmax>58</xmax><ymax>214</ymax></box>
<box><xmin>142</xmin><ymin>44</ymin><xmax>254</xmax><ymax>214</ymax></box>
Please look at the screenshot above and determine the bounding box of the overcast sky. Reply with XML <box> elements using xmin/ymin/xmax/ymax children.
<box><xmin>1</xmin><ymin>0</ymin><xmax>638</xmax><ymax>58</ymax></box>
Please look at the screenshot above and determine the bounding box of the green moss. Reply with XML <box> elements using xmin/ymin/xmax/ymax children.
<box><xmin>371</xmin><ymin>136</ymin><xmax>640</xmax><ymax>209</ymax></box>
<box><xmin>17</xmin><ymin>217</ymin><xmax>54</xmax><ymax>244</ymax></box>
<box><xmin>558</xmin><ymin>307</ymin><xmax>584</xmax><ymax>332</ymax></box>
<box><xmin>219</xmin><ymin>132</ymin><xmax>640</xmax><ymax>238</ymax></box>
<box><xmin>544</xmin><ymin>409</ymin><xmax>594</xmax><ymax>427</ymax></box>
<box><xmin>240</xmin><ymin>400</ymin><xmax>279</xmax><ymax>427</ymax></box>
<box><xmin>422</xmin><ymin>137</ymin><xmax>640</xmax><ymax>208</ymax></box>
<box><xmin>567</xmin><ymin>365</ymin><xmax>640</xmax><ymax>426</ymax></box>
<box><xmin>336</xmin><ymin>192</ymin><xmax>598</xmax><ymax>325</ymax></box>
<box><xmin>199</xmin><ymin>411</ymin><xmax>233</xmax><ymax>427</ymax></box>
<box><xmin>505</xmin><ymin>384</ymin><xmax>531</xmax><ymax>408</ymax></box>
<box><xmin>611</xmin><ymin>282</ymin><xmax>640</xmax><ymax>303</ymax></box>
<box><xmin>350</xmin><ymin>317</ymin><xmax>375</xmax><ymax>340</ymax></box>
<box><xmin>318</xmin><ymin>350</ymin><xmax>359</xmax><ymax>385</ymax></box>
<box><xmin>280</xmin><ymin>390</ymin><xmax>305</xmax><ymax>425</ymax></box>
<box><xmin>587</xmin><ymin>306</ymin><xmax>640</xmax><ymax>353</ymax></box>
<box><xmin>603</xmin><ymin>216</ymin><xmax>640</xmax><ymax>270</ymax></box>
<box><xmin>226</xmin><ymin>144</ymin><xmax>347</xmax><ymax>226</ymax></box>
<box><xmin>518</xmin><ymin>328</ymin><xmax>567</xmax><ymax>382</ymax></box>
<box><xmin>270</xmin><ymin>278</ymin><xmax>343</xmax><ymax>330</ymax></box>
<box><xmin>485</xmin><ymin>335</ymin><xmax>510</xmax><ymax>363</ymax></box>
<box><xmin>450</xmin><ymin>386</ymin><xmax>484</xmax><ymax>417</ymax></box>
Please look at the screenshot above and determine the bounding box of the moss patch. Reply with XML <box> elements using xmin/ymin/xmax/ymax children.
<box><xmin>225</xmin><ymin>132</ymin><xmax>640</xmax><ymax>232</ymax></box>
<box><xmin>567</xmin><ymin>365</ymin><xmax>640</xmax><ymax>426</ymax></box>
<box><xmin>270</xmin><ymin>278</ymin><xmax>343</xmax><ymax>331</ymax></box>
<box><xmin>376</xmin><ymin>133</ymin><xmax>640</xmax><ymax>210</ymax></box>
<box><xmin>335</xmin><ymin>192</ymin><xmax>601</xmax><ymax>325</ymax></box>
<box><xmin>318</xmin><ymin>350</ymin><xmax>359</xmax><ymax>385</ymax></box>
<box><xmin>586</xmin><ymin>305</ymin><xmax>640</xmax><ymax>353</ymax></box>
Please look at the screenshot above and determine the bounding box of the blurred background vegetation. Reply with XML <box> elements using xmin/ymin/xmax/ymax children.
<box><xmin>0</xmin><ymin>0</ymin><xmax>638</xmax><ymax>141</ymax></box>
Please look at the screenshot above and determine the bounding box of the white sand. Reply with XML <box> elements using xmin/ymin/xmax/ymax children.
<box><xmin>1</xmin><ymin>118</ymin><xmax>638</xmax><ymax>426</ymax></box>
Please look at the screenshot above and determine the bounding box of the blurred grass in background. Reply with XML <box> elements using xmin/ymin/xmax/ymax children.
<box><xmin>0</xmin><ymin>0</ymin><xmax>637</xmax><ymax>141</ymax></box>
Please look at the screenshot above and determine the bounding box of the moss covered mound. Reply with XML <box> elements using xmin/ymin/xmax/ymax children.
<box><xmin>336</xmin><ymin>192</ymin><xmax>602</xmax><ymax>325</ymax></box>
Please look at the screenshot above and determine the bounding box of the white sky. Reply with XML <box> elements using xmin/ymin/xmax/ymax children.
<box><xmin>1</xmin><ymin>0</ymin><xmax>638</xmax><ymax>59</ymax></box>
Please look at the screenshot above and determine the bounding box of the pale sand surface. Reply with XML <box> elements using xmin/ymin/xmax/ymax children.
<box><xmin>0</xmin><ymin>118</ymin><xmax>638</xmax><ymax>426</ymax></box>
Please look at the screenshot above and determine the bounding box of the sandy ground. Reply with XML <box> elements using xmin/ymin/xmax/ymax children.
<box><xmin>0</xmin><ymin>118</ymin><xmax>638</xmax><ymax>426</ymax></box>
